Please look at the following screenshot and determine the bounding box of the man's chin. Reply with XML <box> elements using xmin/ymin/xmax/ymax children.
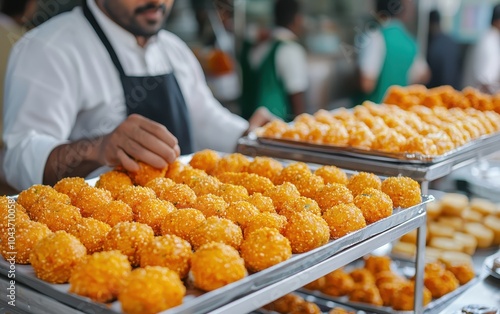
<box><xmin>127</xmin><ymin>22</ymin><xmax>164</xmax><ymax>38</ymax></box>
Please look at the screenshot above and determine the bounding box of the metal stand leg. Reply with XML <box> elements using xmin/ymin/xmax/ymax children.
<box><xmin>414</xmin><ymin>181</ymin><xmax>429</xmax><ymax>313</ymax></box>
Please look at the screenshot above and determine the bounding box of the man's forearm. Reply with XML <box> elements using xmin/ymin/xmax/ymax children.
<box><xmin>43</xmin><ymin>137</ymin><xmax>104</xmax><ymax>186</ymax></box>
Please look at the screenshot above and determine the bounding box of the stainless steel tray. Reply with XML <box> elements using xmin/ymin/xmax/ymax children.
<box><xmin>255</xmin><ymin>132</ymin><xmax>500</xmax><ymax>165</ymax></box>
<box><xmin>299</xmin><ymin>258</ymin><xmax>479</xmax><ymax>314</ymax></box>
<box><xmin>254</xmin><ymin>291</ymin><xmax>363</xmax><ymax>314</ymax></box>
<box><xmin>0</xmin><ymin>195</ymin><xmax>433</xmax><ymax>314</ymax></box>
<box><xmin>301</xmin><ymin>278</ymin><xmax>478</xmax><ymax>314</ymax></box>
<box><xmin>238</xmin><ymin>136</ymin><xmax>500</xmax><ymax>182</ymax></box>
<box><xmin>484</xmin><ymin>253</ymin><xmax>500</xmax><ymax>280</ymax></box>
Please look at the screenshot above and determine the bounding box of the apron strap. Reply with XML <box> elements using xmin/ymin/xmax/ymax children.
<box><xmin>82</xmin><ymin>1</ymin><xmax>126</xmax><ymax>77</ymax></box>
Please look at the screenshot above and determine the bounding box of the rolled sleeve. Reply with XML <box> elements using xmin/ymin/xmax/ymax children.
<box><xmin>3</xmin><ymin>132</ymin><xmax>66</xmax><ymax>191</ymax></box>
<box><xmin>189</xmin><ymin>78</ymin><xmax>248</xmax><ymax>153</ymax></box>
<box><xmin>3</xmin><ymin>35</ymin><xmax>78</xmax><ymax>190</ymax></box>
<box><xmin>192</xmin><ymin>95</ymin><xmax>249</xmax><ymax>153</ymax></box>
<box><xmin>169</xmin><ymin>36</ymin><xmax>249</xmax><ymax>153</ymax></box>
<box><xmin>409</xmin><ymin>54</ymin><xmax>430</xmax><ymax>83</ymax></box>
<box><xmin>358</xmin><ymin>30</ymin><xmax>386</xmax><ymax>79</ymax></box>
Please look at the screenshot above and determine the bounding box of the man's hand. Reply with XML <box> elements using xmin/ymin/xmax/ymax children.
<box><xmin>43</xmin><ymin>114</ymin><xmax>180</xmax><ymax>185</ymax></box>
<box><xmin>98</xmin><ymin>114</ymin><xmax>180</xmax><ymax>172</ymax></box>
<box><xmin>244</xmin><ymin>107</ymin><xmax>280</xmax><ymax>136</ymax></box>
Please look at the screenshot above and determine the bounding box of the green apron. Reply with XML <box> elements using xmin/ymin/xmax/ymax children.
<box><xmin>354</xmin><ymin>20</ymin><xmax>418</xmax><ymax>105</ymax></box>
<box><xmin>240</xmin><ymin>40</ymin><xmax>291</xmax><ymax>121</ymax></box>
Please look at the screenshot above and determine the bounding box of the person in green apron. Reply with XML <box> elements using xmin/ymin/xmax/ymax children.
<box><xmin>355</xmin><ymin>0</ymin><xmax>430</xmax><ymax>105</ymax></box>
<box><xmin>239</xmin><ymin>0</ymin><xmax>308</xmax><ymax>122</ymax></box>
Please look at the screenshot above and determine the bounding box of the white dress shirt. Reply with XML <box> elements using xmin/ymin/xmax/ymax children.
<box><xmin>3</xmin><ymin>0</ymin><xmax>248</xmax><ymax>190</ymax></box>
<box><xmin>463</xmin><ymin>27</ymin><xmax>500</xmax><ymax>89</ymax></box>
<box><xmin>248</xmin><ymin>27</ymin><xmax>308</xmax><ymax>94</ymax></box>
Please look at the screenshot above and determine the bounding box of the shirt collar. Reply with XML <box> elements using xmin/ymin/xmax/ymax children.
<box><xmin>273</xmin><ymin>27</ymin><xmax>298</xmax><ymax>41</ymax></box>
<box><xmin>87</xmin><ymin>0</ymin><xmax>158</xmax><ymax>50</ymax></box>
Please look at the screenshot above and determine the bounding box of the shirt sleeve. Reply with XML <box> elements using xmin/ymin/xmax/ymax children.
<box><xmin>275</xmin><ymin>42</ymin><xmax>309</xmax><ymax>94</ymax></box>
<box><xmin>3</xmin><ymin>36</ymin><xmax>78</xmax><ymax>190</ymax></box>
<box><xmin>358</xmin><ymin>30</ymin><xmax>386</xmax><ymax>79</ymax></box>
<box><xmin>472</xmin><ymin>33</ymin><xmax>500</xmax><ymax>85</ymax></box>
<box><xmin>166</xmin><ymin>36</ymin><xmax>249</xmax><ymax>153</ymax></box>
<box><xmin>409</xmin><ymin>54</ymin><xmax>430</xmax><ymax>83</ymax></box>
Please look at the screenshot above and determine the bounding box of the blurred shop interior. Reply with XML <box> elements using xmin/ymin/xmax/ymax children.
<box><xmin>27</xmin><ymin>0</ymin><xmax>500</xmax><ymax>115</ymax></box>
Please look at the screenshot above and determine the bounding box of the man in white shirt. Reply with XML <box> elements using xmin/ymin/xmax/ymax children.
<box><xmin>239</xmin><ymin>0</ymin><xmax>308</xmax><ymax>121</ymax></box>
<box><xmin>3</xmin><ymin>0</ymin><xmax>272</xmax><ymax>191</ymax></box>
<box><xmin>462</xmin><ymin>4</ymin><xmax>500</xmax><ymax>93</ymax></box>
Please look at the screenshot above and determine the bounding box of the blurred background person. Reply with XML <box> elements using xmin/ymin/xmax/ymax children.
<box><xmin>462</xmin><ymin>3</ymin><xmax>500</xmax><ymax>94</ymax></box>
<box><xmin>0</xmin><ymin>0</ymin><xmax>37</xmax><ymax>194</ymax></box>
<box><xmin>195</xmin><ymin>0</ymin><xmax>243</xmax><ymax>108</ymax></box>
<box><xmin>190</xmin><ymin>0</ymin><xmax>210</xmax><ymax>43</ymax></box>
<box><xmin>426</xmin><ymin>9</ymin><xmax>461</xmax><ymax>90</ymax></box>
<box><xmin>356</xmin><ymin>0</ymin><xmax>430</xmax><ymax>104</ymax></box>
<box><xmin>239</xmin><ymin>0</ymin><xmax>308</xmax><ymax>121</ymax></box>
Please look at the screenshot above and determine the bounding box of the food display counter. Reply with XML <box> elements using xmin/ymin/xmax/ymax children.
<box><xmin>2</xmin><ymin>145</ymin><xmax>498</xmax><ymax>313</ymax></box>
<box><xmin>2</xmin><ymin>87</ymin><xmax>499</xmax><ymax>314</ymax></box>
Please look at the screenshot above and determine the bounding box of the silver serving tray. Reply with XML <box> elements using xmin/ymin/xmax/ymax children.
<box><xmin>254</xmin><ymin>132</ymin><xmax>500</xmax><ymax>165</ymax></box>
<box><xmin>254</xmin><ymin>291</ymin><xmax>363</xmax><ymax>314</ymax></box>
<box><xmin>299</xmin><ymin>258</ymin><xmax>479</xmax><ymax>314</ymax></box>
<box><xmin>484</xmin><ymin>253</ymin><xmax>500</xmax><ymax>280</ymax></box>
<box><xmin>0</xmin><ymin>194</ymin><xmax>433</xmax><ymax>314</ymax></box>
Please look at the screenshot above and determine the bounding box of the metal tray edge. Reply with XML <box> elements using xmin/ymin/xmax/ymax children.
<box><xmin>299</xmin><ymin>275</ymin><xmax>479</xmax><ymax>314</ymax></box>
<box><xmin>255</xmin><ymin>132</ymin><xmax>500</xmax><ymax>165</ymax></box>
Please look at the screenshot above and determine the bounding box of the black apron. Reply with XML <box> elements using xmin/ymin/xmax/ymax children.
<box><xmin>82</xmin><ymin>2</ymin><xmax>193</xmax><ymax>154</ymax></box>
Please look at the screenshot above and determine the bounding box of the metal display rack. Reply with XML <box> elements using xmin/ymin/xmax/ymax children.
<box><xmin>235</xmin><ymin>135</ymin><xmax>500</xmax><ymax>313</ymax></box>
<box><xmin>3</xmin><ymin>137</ymin><xmax>498</xmax><ymax>313</ymax></box>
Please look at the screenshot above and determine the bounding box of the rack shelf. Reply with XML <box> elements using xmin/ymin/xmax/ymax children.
<box><xmin>237</xmin><ymin>136</ymin><xmax>500</xmax><ymax>183</ymax></box>
<box><xmin>235</xmin><ymin>134</ymin><xmax>500</xmax><ymax>313</ymax></box>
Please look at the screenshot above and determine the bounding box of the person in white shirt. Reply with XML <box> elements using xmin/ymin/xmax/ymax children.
<box><xmin>462</xmin><ymin>4</ymin><xmax>500</xmax><ymax>93</ymax></box>
<box><xmin>239</xmin><ymin>0</ymin><xmax>308</xmax><ymax>121</ymax></box>
<box><xmin>3</xmin><ymin>0</ymin><xmax>273</xmax><ymax>191</ymax></box>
